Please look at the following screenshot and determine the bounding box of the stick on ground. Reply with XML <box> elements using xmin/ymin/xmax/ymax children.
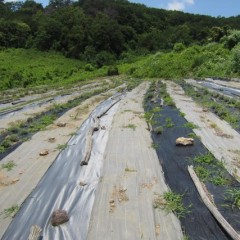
<box><xmin>188</xmin><ymin>165</ymin><xmax>240</xmax><ymax>240</ymax></box>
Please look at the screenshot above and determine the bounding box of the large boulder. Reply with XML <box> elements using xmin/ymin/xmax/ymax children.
<box><xmin>51</xmin><ymin>210</ymin><xmax>69</xmax><ymax>227</ymax></box>
<box><xmin>176</xmin><ymin>137</ymin><xmax>194</xmax><ymax>146</ymax></box>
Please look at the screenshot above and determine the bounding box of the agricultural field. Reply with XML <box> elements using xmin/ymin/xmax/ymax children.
<box><xmin>0</xmin><ymin>73</ymin><xmax>240</xmax><ymax>239</ymax></box>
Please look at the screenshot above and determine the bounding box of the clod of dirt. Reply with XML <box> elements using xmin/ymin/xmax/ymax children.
<box><xmin>48</xmin><ymin>137</ymin><xmax>56</xmax><ymax>143</ymax></box>
<box><xmin>109</xmin><ymin>199</ymin><xmax>115</xmax><ymax>204</ymax></box>
<box><xmin>101</xmin><ymin>126</ymin><xmax>106</xmax><ymax>130</ymax></box>
<box><xmin>57</xmin><ymin>122</ymin><xmax>66</xmax><ymax>127</ymax></box>
<box><xmin>176</xmin><ymin>137</ymin><xmax>194</xmax><ymax>146</ymax></box>
<box><xmin>51</xmin><ymin>210</ymin><xmax>69</xmax><ymax>227</ymax></box>
<box><xmin>39</xmin><ymin>150</ymin><xmax>49</xmax><ymax>156</ymax></box>
<box><xmin>11</xmin><ymin>178</ymin><xmax>20</xmax><ymax>184</ymax></box>
<box><xmin>79</xmin><ymin>181</ymin><xmax>87</xmax><ymax>186</ymax></box>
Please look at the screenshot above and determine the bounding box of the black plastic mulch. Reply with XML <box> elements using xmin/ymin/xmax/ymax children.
<box><xmin>144</xmin><ymin>87</ymin><xmax>240</xmax><ymax>240</ymax></box>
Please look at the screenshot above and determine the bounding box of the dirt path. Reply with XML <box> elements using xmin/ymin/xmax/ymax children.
<box><xmin>87</xmin><ymin>82</ymin><xmax>183</xmax><ymax>240</ymax></box>
<box><xmin>0</xmin><ymin>93</ymin><xmax>110</xmax><ymax>239</ymax></box>
<box><xmin>166</xmin><ymin>81</ymin><xmax>240</xmax><ymax>181</ymax></box>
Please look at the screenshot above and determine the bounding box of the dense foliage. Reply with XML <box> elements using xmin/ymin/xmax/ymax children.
<box><xmin>0</xmin><ymin>0</ymin><xmax>240</xmax><ymax>90</ymax></box>
<box><xmin>1</xmin><ymin>0</ymin><xmax>240</xmax><ymax>62</ymax></box>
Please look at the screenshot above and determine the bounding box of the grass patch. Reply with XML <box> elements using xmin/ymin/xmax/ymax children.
<box><xmin>193</xmin><ymin>153</ymin><xmax>214</xmax><ymax>164</ymax></box>
<box><xmin>183</xmin><ymin>122</ymin><xmax>198</xmax><ymax>129</ymax></box>
<box><xmin>154</xmin><ymin>191</ymin><xmax>190</xmax><ymax>218</ymax></box>
<box><xmin>125</xmin><ymin>167</ymin><xmax>137</xmax><ymax>172</ymax></box>
<box><xmin>123</xmin><ymin>124</ymin><xmax>136</xmax><ymax>131</ymax></box>
<box><xmin>2</xmin><ymin>161</ymin><xmax>16</xmax><ymax>171</ymax></box>
<box><xmin>225</xmin><ymin>189</ymin><xmax>240</xmax><ymax>209</ymax></box>
<box><xmin>165</xmin><ymin>117</ymin><xmax>174</xmax><ymax>128</ymax></box>
<box><xmin>0</xmin><ymin>205</ymin><xmax>20</xmax><ymax>218</ymax></box>
<box><xmin>154</xmin><ymin>126</ymin><xmax>163</xmax><ymax>134</ymax></box>
<box><xmin>57</xmin><ymin>143</ymin><xmax>68</xmax><ymax>150</ymax></box>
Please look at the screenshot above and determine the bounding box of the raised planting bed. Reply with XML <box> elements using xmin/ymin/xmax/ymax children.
<box><xmin>144</xmin><ymin>80</ymin><xmax>240</xmax><ymax>240</ymax></box>
<box><xmin>180</xmin><ymin>81</ymin><xmax>240</xmax><ymax>133</ymax></box>
<box><xmin>0</xmin><ymin>85</ymin><xmax>115</xmax><ymax>160</ymax></box>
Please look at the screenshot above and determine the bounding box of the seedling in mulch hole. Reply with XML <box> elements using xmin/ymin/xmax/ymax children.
<box><xmin>183</xmin><ymin>122</ymin><xmax>198</xmax><ymax>129</ymax></box>
<box><xmin>0</xmin><ymin>205</ymin><xmax>19</xmax><ymax>218</ymax></box>
<box><xmin>153</xmin><ymin>191</ymin><xmax>190</xmax><ymax>218</ymax></box>
<box><xmin>165</xmin><ymin>118</ymin><xmax>174</xmax><ymax>128</ymax></box>
<box><xmin>2</xmin><ymin>161</ymin><xmax>16</xmax><ymax>171</ymax></box>
<box><xmin>123</xmin><ymin>124</ymin><xmax>136</xmax><ymax>131</ymax></box>
<box><xmin>225</xmin><ymin>189</ymin><xmax>240</xmax><ymax>209</ymax></box>
<box><xmin>57</xmin><ymin>143</ymin><xmax>68</xmax><ymax>150</ymax></box>
<box><xmin>154</xmin><ymin>126</ymin><xmax>163</xmax><ymax>134</ymax></box>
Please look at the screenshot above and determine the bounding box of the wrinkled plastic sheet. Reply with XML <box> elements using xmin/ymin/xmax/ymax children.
<box><xmin>145</xmin><ymin>97</ymin><xmax>240</xmax><ymax>240</ymax></box>
<box><xmin>2</xmin><ymin>95</ymin><xmax>122</xmax><ymax>240</ymax></box>
<box><xmin>0</xmin><ymin>92</ymin><xmax>79</xmax><ymax>120</ymax></box>
<box><xmin>197</xmin><ymin>80</ymin><xmax>240</xmax><ymax>98</ymax></box>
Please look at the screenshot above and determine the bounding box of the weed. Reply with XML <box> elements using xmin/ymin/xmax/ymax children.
<box><xmin>165</xmin><ymin>118</ymin><xmax>174</xmax><ymax>128</ymax></box>
<box><xmin>154</xmin><ymin>126</ymin><xmax>163</xmax><ymax>134</ymax></box>
<box><xmin>187</xmin><ymin>132</ymin><xmax>198</xmax><ymax>139</ymax></box>
<box><xmin>194</xmin><ymin>166</ymin><xmax>210</xmax><ymax>182</ymax></box>
<box><xmin>1</xmin><ymin>139</ymin><xmax>12</xmax><ymax>148</ymax></box>
<box><xmin>193</xmin><ymin>153</ymin><xmax>214</xmax><ymax>164</ymax></box>
<box><xmin>211</xmin><ymin>175</ymin><xmax>231</xmax><ymax>186</ymax></box>
<box><xmin>125</xmin><ymin>167</ymin><xmax>137</xmax><ymax>172</ymax></box>
<box><xmin>0</xmin><ymin>205</ymin><xmax>19</xmax><ymax>218</ymax></box>
<box><xmin>152</xmin><ymin>107</ymin><xmax>161</xmax><ymax>113</ymax></box>
<box><xmin>225</xmin><ymin>189</ymin><xmax>240</xmax><ymax>209</ymax></box>
<box><xmin>210</xmin><ymin>122</ymin><xmax>217</xmax><ymax>129</ymax></box>
<box><xmin>154</xmin><ymin>191</ymin><xmax>189</xmax><ymax>218</ymax></box>
<box><xmin>2</xmin><ymin>161</ymin><xmax>16</xmax><ymax>171</ymax></box>
<box><xmin>57</xmin><ymin>143</ymin><xmax>68</xmax><ymax>150</ymax></box>
<box><xmin>8</xmin><ymin>134</ymin><xmax>19</xmax><ymax>142</ymax></box>
<box><xmin>123</xmin><ymin>124</ymin><xmax>136</xmax><ymax>131</ymax></box>
<box><xmin>179</xmin><ymin>112</ymin><xmax>186</xmax><ymax>117</ymax></box>
<box><xmin>0</xmin><ymin>146</ymin><xmax>5</xmax><ymax>153</ymax></box>
<box><xmin>183</xmin><ymin>122</ymin><xmax>198</xmax><ymax>129</ymax></box>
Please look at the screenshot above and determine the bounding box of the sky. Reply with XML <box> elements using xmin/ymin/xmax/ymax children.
<box><xmin>6</xmin><ymin>0</ymin><xmax>240</xmax><ymax>18</ymax></box>
<box><xmin>129</xmin><ymin>0</ymin><xmax>240</xmax><ymax>17</ymax></box>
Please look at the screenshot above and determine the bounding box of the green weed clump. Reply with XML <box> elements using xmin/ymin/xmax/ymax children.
<box><xmin>0</xmin><ymin>205</ymin><xmax>20</xmax><ymax>218</ymax></box>
<box><xmin>154</xmin><ymin>191</ymin><xmax>190</xmax><ymax>218</ymax></box>
<box><xmin>225</xmin><ymin>189</ymin><xmax>240</xmax><ymax>209</ymax></box>
<box><xmin>1</xmin><ymin>161</ymin><xmax>16</xmax><ymax>171</ymax></box>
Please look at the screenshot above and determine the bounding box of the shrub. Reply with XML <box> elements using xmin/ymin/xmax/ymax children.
<box><xmin>107</xmin><ymin>66</ymin><xmax>119</xmax><ymax>76</ymax></box>
<box><xmin>84</xmin><ymin>64</ymin><xmax>94</xmax><ymax>72</ymax></box>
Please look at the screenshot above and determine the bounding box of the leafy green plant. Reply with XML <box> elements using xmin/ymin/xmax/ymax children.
<box><xmin>225</xmin><ymin>189</ymin><xmax>240</xmax><ymax>209</ymax></box>
<box><xmin>2</xmin><ymin>161</ymin><xmax>16</xmax><ymax>171</ymax></box>
<box><xmin>154</xmin><ymin>191</ymin><xmax>190</xmax><ymax>218</ymax></box>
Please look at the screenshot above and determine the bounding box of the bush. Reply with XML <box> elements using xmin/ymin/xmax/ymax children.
<box><xmin>231</xmin><ymin>44</ymin><xmax>240</xmax><ymax>73</ymax></box>
<box><xmin>107</xmin><ymin>66</ymin><xmax>119</xmax><ymax>76</ymax></box>
<box><xmin>84</xmin><ymin>64</ymin><xmax>94</xmax><ymax>72</ymax></box>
